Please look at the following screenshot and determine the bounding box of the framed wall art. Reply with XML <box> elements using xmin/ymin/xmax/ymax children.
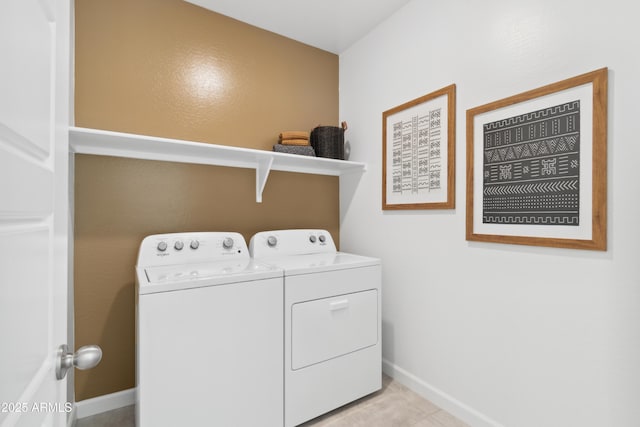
<box><xmin>466</xmin><ymin>68</ymin><xmax>607</xmax><ymax>250</ymax></box>
<box><xmin>382</xmin><ymin>84</ymin><xmax>456</xmax><ymax>210</ymax></box>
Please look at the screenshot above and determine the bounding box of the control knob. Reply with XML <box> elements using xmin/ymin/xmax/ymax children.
<box><xmin>190</xmin><ymin>240</ymin><xmax>200</xmax><ymax>250</ymax></box>
<box><xmin>157</xmin><ymin>241</ymin><xmax>168</xmax><ymax>252</ymax></box>
<box><xmin>174</xmin><ymin>241</ymin><xmax>184</xmax><ymax>251</ymax></box>
<box><xmin>319</xmin><ymin>234</ymin><xmax>326</xmax><ymax>243</ymax></box>
<box><xmin>309</xmin><ymin>235</ymin><xmax>317</xmax><ymax>243</ymax></box>
<box><xmin>267</xmin><ymin>236</ymin><xmax>278</xmax><ymax>247</ymax></box>
<box><xmin>222</xmin><ymin>237</ymin><xmax>234</xmax><ymax>249</ymax></box>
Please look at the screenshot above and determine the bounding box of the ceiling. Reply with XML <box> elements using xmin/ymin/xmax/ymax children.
<box><xmin>184</xmin><ymin>0</ymin><xmax>411</xmax><ymax>54</ymax></box>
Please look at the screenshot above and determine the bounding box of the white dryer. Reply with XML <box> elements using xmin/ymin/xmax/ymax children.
<box><xmin>135</xmin><ymin>232</ymin><xmax>283</xmax><ymax>427</ymax></box>
<box><xmin>250</xmin><ymin>229</ymin><xmax>381</xmax><ymax>427</ymax></box>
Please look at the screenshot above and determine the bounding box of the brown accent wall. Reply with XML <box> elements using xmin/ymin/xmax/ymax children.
<box><xmin>74</xmin><ymin>0</ymin><xmax>339</xmax><ymax>400</ymax></box>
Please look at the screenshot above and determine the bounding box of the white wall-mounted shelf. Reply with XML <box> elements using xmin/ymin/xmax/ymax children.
<box><xmin>69</xmin><ymin>127</ymin><xmax>366</xmax><ymax>202</ymax></box>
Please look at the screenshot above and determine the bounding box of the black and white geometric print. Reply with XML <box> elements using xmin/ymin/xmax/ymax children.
<box><xmin>482</xmin><ymin>100</ymin><xmax>580</xmax><ymax>225</ymax></box>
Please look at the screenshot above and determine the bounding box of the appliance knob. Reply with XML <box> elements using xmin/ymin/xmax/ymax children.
<box><xmin>318</xmin><ymin>234</ymin><xmax>326</xmax><ymax>243</ymax></box>
<box><xmin>157</xmin><ymin>241</ymin><xmax>168</xmax><ymax>252</ymax></box>
<box><xmin>174</xmin><ymin>241</ymin><xmax>184</xmax><ymax>251</ymax></box>
<box><xmin>309</xmin><ymin>235</ymin><xmax>317</xmax><ymax>243</ymax></box>
<box><xmin>222</xmin><ymin>237</ymin><xmax>234</xmax><ymax>249</ymax></box>
<box><xmin>267</xmin><ymin>236</ymin><xmax>278</xmax><ymax>247</ymax></box>
<box><xmin>190</xmin><ymin>240</ymin><xmax>200</xmax><ymax>250</ymax></box>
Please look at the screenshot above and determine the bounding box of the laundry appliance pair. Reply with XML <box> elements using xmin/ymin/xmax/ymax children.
<box><xmin>135</xmin><ymin>229</ymin><xmax>381</xmax><ymax>427</ymax></box>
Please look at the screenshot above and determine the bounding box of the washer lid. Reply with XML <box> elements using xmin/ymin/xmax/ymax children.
<box><xmin>259</xmin><ymin>252</ymin><xmax>380</xmax><ymax>276</ymax></box>
<box><xmin>139</xmin><ymin>260</ymin><xmax>282</xmax><ymax>294</ymax></box>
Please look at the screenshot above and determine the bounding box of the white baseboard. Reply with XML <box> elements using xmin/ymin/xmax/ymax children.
<box><xmin>75</xmin><ymin>388</ymin><xmax>136</xmax><ymax>419</ymax></box>
<box><xmin>382</xmin><ymin>359</ymin><xmax>503</xmax><ymax>427</ymax></box>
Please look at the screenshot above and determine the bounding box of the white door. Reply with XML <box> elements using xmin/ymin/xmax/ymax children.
<box><xmin>0</xmin><ymin>0</ymin><xmax>71</xmax><ymax>426</ymax></box>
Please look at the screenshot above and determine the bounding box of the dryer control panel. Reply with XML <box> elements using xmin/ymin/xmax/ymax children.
<box><xmin>137</xmin><ymin>232</ymin><xmax>248</xmax><ymax>268</ymax></box>
<box><xmin>250</xmin><ymin>229</ymin><xmax>337</xmax><ymax>258</ymax></box>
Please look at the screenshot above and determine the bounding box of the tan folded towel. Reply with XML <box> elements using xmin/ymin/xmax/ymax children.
<box><xmin>280</xmin><ymin>138</ymin><xmax>309</xmax><ymax>146</ymax></box>
<box><xmin>279</xmin><ymin>131</ymin><xmax>310</xmax><ymax>140</ymax></box>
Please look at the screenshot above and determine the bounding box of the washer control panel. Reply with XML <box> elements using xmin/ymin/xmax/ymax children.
<box><xmin>250</xmin><ymin>229</ymin><xmax>337</xmax><ymax>258</ymax></box>
<box><xmin>137</xmin><ymin>232</ymin><xmax>247</xmax><ymax>267</ymax></box>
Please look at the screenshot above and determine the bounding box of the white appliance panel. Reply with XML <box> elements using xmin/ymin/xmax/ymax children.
<box><xmin>144</xmin><ymin>261</ymin><xmax>251</xmax><ymax>283</ymax></box>
<box><xmin>250</xmin><ymin>229</ymin><xmax>336</xmax><ymax>257</ymax></box>
<box><xmin>250</xmin><ymin>229</ymin><xmax>382</xmax><ymax>427</ymax></box>
<box><xmin>139</xmin><ymin>261</ymin><xmax>280</xmax><ymax>294</ymax></box>
<box><xmin>286</xmin><ymin>264</ymin><xmax>380</xmax><ymax>302</ymax></box>
<box><xmin>292</xmin><ymin>289</ymin><xmax>378</xmax><ymax>370</ymax></box>
<box><xmin>284</xmin><ymin>265</ymin><xmax>381</xmax><ymax>427</ymax></box>
<box><xmin>263</xmin><ymin>252</ymin><xmax>379</xmax><ymax>276</ymax></box>
<box><xmin>137</xmin><ymin>232</ymin><xmax>248</xmax><ymax>267</ymax></box>
<box><xmin>138</xmin><ymin>277</ymin><xmax>283</xmax><ymax>427</ymax></box>
<box><xmin>286</xmin><ymin>346</ymin><xmax>380</xmax><ymax>427</ymax></box>
<box><xmin>136</xmin><ymin>232</ymin><xmax>284</xmax><ymax>427</ymax></box>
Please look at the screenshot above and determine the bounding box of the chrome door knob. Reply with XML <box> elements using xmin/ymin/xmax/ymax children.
<box><xmin>56</xmin><ymin>344</ymin><xmax>102</xmax><ymax>380</ymax></box>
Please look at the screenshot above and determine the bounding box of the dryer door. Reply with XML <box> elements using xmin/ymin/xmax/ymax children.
<box><xmin>291</xmin><ymin>289</ymin><xmax>378</xmax><ymax>370</ymax></box>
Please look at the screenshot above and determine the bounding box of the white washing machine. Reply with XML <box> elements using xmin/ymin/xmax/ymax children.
<box><xmin>250</xmin><ymin>229</ymin><xmax>381</xmax><ymax>427</ymax></box>
<box><xmin>135</xmin><ymin>232</ymin><xmax>284</xmax><ymax>427</ymax></box>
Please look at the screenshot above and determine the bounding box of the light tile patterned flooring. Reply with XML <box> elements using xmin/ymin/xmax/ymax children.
<box><xmin>75</xmin><ymin>405</ymin><xmax>135</xmax><ymax>427</ymax></box>
<box><xmin>75</xmin><ymin>375</ymin><xmax>469</xmax><ymax>427</ymax></box>
<box><xmin>300</xmin><ymin>375</ymin><xmax>469</xmax><ymax>427</ymax></box>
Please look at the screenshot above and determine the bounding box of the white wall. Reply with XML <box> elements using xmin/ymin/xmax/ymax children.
<box><xmin>339</xmin><ymin>1</ymin><xmax>640</xmax><ymax>426</ymax></box>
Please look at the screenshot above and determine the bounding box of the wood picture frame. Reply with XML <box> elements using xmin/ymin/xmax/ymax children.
<box><xmin>466</xmin><ymin>68</ymin><xmax>607</xmax><ymax>250</ymax></box>
<box><xmin>382</xmin><ymin>84</ymin><xmax>456</xmax><ymax>210</ymax></box>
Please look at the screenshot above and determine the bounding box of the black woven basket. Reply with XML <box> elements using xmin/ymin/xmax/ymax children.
<box><xmin>310</xmin><ymin>126</ymin><xmax>344</xmax><ymax>160</ymax></box>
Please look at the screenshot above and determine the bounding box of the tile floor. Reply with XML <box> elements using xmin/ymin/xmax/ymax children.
<box><xmin>75</xmin><ymin>405</ymin><xmax>135</xmax><ymax>427</ymax></box>
<box><xmin>300</xmin><ymin>375</ymin><xmax>469</xmax><ymax>427</ymax></box>
<box><xmin>75</xmin><ymin>375</ymin><xmax>469</xmax><ymax>427</ymax></box>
